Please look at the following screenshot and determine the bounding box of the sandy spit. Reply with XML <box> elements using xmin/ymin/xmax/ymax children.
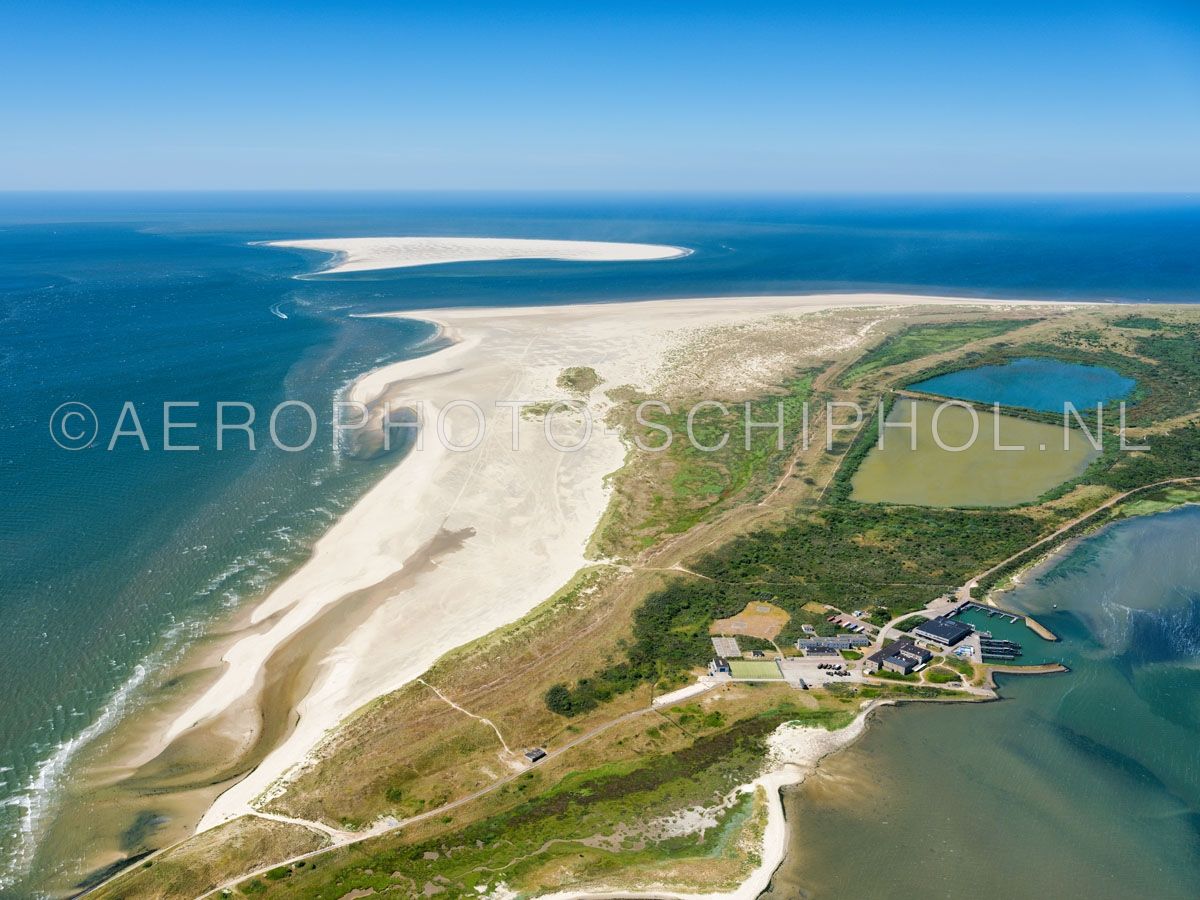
<box><xmin>265</xmin><ymin>236</ymin><xmax>691</xmax><ymax>274</ymax></box>
<box><xmin>156</xmin><ymin>293</ymin><xmax>1072</xmax><ymax>833</ymax></box>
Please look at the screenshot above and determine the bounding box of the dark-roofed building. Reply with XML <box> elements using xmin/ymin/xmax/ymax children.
<box><xmin>708</xmin><ymin>657</ymin><xmax>732</xmax><ymax>676</ymax></box>
<box><xmin>865</xmin><ymin>640</ymin><xmax>933</xmax><ymax>675</ymax></box>
<box><xmin>524</xmin><ymin>748</ymin><xmax>547</xmax><ymax>763</ymax></box>
<box><xmin>799</xmin><ymin>644</ymin><xmax>840</xmax><ymax>656</ymax></box>
<box><xmin>912</xmin><ymin>616</ymin><xmax>972</xmax><ymax>647</ymax></box>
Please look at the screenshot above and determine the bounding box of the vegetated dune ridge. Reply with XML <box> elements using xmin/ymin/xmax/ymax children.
<box><xmin>535</xmin><ymin>702</ymin><xmax>882</xmax><ymax>900</ymax></box>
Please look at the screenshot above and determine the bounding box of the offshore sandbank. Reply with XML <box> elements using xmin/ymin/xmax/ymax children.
<box><xmin>265</xmin><ymin>235</ymin><xmax>691</xmax><ymax>274</ymax></box>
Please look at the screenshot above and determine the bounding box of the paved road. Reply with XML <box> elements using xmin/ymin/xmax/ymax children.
<box><xmin>956</xmin><ymin>476</ymin><xmax>1200</xmax><ymax>603</ymax></box>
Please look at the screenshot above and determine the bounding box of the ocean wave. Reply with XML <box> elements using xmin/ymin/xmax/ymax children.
<box><xmin>330</xmin><ymin>372</ymin><xmax>361</xmax><ymax>466</ymax></box>
<box><xmin>0</xmin><ymin>609</ymin><xmax>227</xmax><ymax>889</ymax></box>
<box><xmin>0</xmin><ymin>413</ymin><xmax>372</xmax><ymax>890</ymax></box>
<box><xmin>0</xmin><ymin>662</ymin><xmax>150</xmax><ymax>891</ymax></box>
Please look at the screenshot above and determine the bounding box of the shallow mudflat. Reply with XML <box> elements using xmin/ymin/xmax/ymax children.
<box><xmin>850</xmin><ymin>399</ymin><xmax>1099</xmax><ymax>506</ymax></box>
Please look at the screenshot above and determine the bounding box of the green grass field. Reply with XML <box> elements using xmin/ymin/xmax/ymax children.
<box><xmin>1116</xmin><ymin>487</ymin><xmax>1200</xmax><ymax>518</ymax></box>
<box><xmin>728</xmin><ymin>659</ymin><xmax>783</xmax><ymax>679</ymax></box>
<box><xmin>607</xmin><ymin>374</ymin><xmax>814</xmax><ymax>548</ymax></box>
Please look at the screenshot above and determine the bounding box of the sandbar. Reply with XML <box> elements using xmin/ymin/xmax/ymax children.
<box><xmin>265</xmin><ymin>236</ymin><xmax>691</xmax><ymax>274</ymax></box>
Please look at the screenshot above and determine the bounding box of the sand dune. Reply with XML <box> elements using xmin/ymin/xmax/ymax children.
<box><xmin>266</xmin><ymin>236</ymin><xmax>690</xmax><ymax>274</ymax></box>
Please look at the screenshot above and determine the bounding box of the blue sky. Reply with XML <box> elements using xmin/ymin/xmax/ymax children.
<box><xmin>3</xmin><ymin>1</ymin><xmax>1198</xmax><ymax>191</ymax></box>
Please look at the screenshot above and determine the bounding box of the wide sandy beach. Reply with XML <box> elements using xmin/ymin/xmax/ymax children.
<box><xmin>155</xmin><ymin>289</ymin><xmax>1070</xmax><ymax>836</ymax></box>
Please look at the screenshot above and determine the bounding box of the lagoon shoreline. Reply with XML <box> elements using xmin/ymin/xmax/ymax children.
<box><xmin>536</xmin><ymin>702</ymin><xmax>887</xmax><ymax>900</ymax></box>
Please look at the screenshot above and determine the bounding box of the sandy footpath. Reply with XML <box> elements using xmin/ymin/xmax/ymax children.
<box><xmin>266</xmin><ymin>235</ymin><xmax>690</xmax><ymax>274</ymax></box>
<box><xmin>161</xmin><ymin>291</ymin><xmax>1062</xmax><ymax>832</ymax></box>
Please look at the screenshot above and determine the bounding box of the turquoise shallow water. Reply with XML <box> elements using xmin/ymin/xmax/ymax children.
<box><xmin>764</xmin><ymin>505</ymin><xmax>1200</xmax><ymax>899</ymax></box>
<box><xmin>908</xmin><ymin>356</ymin><xmax>1136</xmax><ymax>412</ymax></box>
<box><xmin>1</xmin><ymin>194</ymin><xmax>1199</xmax><ymax>894</ymax></box>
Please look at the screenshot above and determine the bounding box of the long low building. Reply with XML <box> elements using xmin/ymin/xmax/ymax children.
<box><xmin>795</xmin><ymin>635</ymin><xmax>871</xmax><ymax>651</ymax></box>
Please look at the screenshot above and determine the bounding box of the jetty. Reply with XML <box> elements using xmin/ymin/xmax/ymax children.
<box><xmin>985</xmin><ymin>662</ymin><xmax>1069</xmax><ymax>688</ymax></box>
<box><xmin>1023</xmin><ymin>615</ymin><xmax>1058</xmax><ymax>641</ymax></box>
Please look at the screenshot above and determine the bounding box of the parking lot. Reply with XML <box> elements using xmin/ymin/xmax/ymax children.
<box><xmin>778</xmin><ymin>656</ymin><xmax>865</xmax><ymax>687</ymax></box>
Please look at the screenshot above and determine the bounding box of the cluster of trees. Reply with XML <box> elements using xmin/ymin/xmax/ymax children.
<box><xmin>546</xmin><ymin>503</ymin><xmax>1044</xmax><ymax>715</ymax></box>
<box><xmin>1094</xmin><ymin>424</ymin><xmax>1200</xmax><ymax>490</ymax></box>
<box><xmin>546</xmin><ymin>579</ymin><xmax>752</xmax><ymax>717</ymax></box>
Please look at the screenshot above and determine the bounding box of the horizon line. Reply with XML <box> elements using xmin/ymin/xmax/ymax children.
<box><xmin>1</xmin><ymin>188</ymin><xmax>1198</xmax><ymax>197</ymax></box>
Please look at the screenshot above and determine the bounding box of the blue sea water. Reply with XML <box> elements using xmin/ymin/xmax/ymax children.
<box><xmin>1</xmin><ymin>192</ymin><xmax>1199</xmax><ymax>893</ymax></box>
<box><xmin>909</xmin><ymin>357</ymin><xmax>1138</xmax><ymax>412</ymax></box>
<box><xmin>766</xmin><ymin>505</ymin><xmax>1200</xmax><ymax>899</ymax></box>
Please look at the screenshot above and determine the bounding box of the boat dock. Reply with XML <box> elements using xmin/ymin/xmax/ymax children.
<box><xmin>979</xmin><ymin>637</ymin><xmax>1023</xmax><ymax>661</ymax></box>
<box><xmin>958</xmin><ymin>601</ymin><xmax>1020</xmax><ymax>624</ymax></box>
<box><xmin>954</xmin><ymin>600</ymin><xmax>1059</xmax><ymax>642</ymax></box>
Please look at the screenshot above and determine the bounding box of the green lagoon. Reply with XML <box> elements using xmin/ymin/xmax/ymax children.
<box><xmin>850</xmin><ymin>399</ymin><xmax>1099</xmax><ymax>507</ymax></box>
<box><xmin>763</xmin><ymin>505</ymin><xmax>1200</xmax><ymax>900</ymax></box>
